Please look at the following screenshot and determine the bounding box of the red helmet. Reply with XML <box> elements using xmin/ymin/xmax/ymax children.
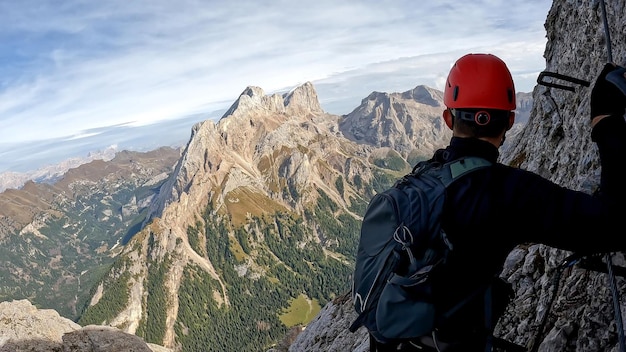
<box><xmin>443</xmin><ymin>53</ymin><xmax>516</xmax><ymax>110</ymax></box>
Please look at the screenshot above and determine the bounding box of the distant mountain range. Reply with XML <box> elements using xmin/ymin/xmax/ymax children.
<box><xmin>0</xmin><ymin>147</ymin><xmax>181</xmax><ymax>320</ymax></box>
<box><xmin>0</xmin><ymin>88</ymin><xmax>532</xmax><ymax>193</ymax></box>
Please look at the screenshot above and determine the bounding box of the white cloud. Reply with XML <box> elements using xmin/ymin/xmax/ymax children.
<box><xmin>0</xmin><ymin>0</ymin><xmax>552</xmax><ymax>171</ymax></box>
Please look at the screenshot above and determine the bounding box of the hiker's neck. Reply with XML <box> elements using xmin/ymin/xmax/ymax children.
<box><xmin>452</xmin><ymin>131</ymin><xmax>506</xmax><ymax>148</ymax></box>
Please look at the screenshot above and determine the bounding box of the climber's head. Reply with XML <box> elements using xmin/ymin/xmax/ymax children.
<box><xmin>443</xmin><ymin>53</ymin><xmax>516</xmax><ymax>139</ymax></box>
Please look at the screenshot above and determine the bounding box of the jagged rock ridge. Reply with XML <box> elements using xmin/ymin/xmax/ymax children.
<box><xmin>339</xmin><ymin>85</ymin><xmax>450</xmax><ymax>159</ymax></box>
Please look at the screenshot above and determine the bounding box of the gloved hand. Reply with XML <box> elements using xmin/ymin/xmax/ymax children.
<box><xmin>590</xmin><ymin>63</ymin><xmax>626</xmax><ymax>120</ymax></box>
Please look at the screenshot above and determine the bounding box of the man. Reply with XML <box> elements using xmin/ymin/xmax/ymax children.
<box><xmin>375</xmin><ymin>53</ymin><xmax>626</xmax><ymax>351</ymax></box>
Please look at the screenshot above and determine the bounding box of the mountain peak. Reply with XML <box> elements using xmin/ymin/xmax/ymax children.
<box><xmin>283</xmin><ymin>81</ymin><xmax>323</xmax><ymax>115</ymax></box>
<box><xmin>361</xmin><ymin>85</ymin><xmax>442</xmax><ymax>108</ymax></box>
<box><xmin>221</xmin><ymin>82</ymin><xmax>324</xmax><ymax>121</ymax></box>
<box><xmin>221</xmin><ymin>86</ymin><xmax>280</xmax><ymax>119</ymax></box>
<box><xmin>400</xmin><ymin>85</ymin><xmax>443</xmax><ymax>107</ymax></box>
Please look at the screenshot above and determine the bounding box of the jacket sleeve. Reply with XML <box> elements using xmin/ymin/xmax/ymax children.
<box><xmin>516</xmin><ymin>113</ymin><xmax>626</xmax><ymax>253</ymax></box>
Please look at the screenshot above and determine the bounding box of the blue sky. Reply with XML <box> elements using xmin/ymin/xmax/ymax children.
<box><xmin>0</xmin><ymin>0</ymin><xmax>552</xmax><ymax>173</ymax></box>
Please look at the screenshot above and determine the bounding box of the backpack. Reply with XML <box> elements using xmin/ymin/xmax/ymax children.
<box><xmin>349</xmin><ymin>156</ymin><xmax>492</xmax><ymax>345</ymax></box>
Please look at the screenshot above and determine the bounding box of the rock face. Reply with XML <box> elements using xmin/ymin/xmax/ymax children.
<box><xmin>0</xmin><ymin>300</ymin><xmax>171</xmax><ymax>352</ymax></box>
<box><xmin>287</xmin><ymin>0</ymin><xmax>626</xmax><ymax>351</ymax></box>
<box><xmin>285</xmin><ymin>293</ymin><xmax>369</xmax><ymax>352</ymax></box>
<box><xmin>339</xmin><ymin>85</ymin><xmax>451</xmax><ymax>160</ymax></box>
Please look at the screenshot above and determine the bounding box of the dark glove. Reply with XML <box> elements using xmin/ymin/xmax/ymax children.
<box><xmin>590</xmin><ymin>63</ymin><xmax>626</xmax><ymax>120</ymax></box>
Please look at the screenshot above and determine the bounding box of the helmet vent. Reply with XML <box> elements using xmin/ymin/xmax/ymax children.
<box><xmin>453</xmin><ymin>86</ymin><xmax>459</xmax><ymax>101</ymax></box>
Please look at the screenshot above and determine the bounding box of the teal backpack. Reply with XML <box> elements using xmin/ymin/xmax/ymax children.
<box><xmin>349</xmin><ymin>156</ymin><xmax>492</xmax><ymax>344</ymax></box>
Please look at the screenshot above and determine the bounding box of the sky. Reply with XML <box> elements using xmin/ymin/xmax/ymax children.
<box><xmin>0</xmin><ymin>0</ymin><xmax>553</xmax><ymax>174</ymax></box>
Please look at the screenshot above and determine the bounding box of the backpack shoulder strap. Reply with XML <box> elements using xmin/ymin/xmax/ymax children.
<box><xmin>420</xmin><ymin>156</ymin><xmax>492</xmax><ymax>188</ymax></box>
<box><xmin>447</xmin><ymin>156</ymin><xmax>492</xmax><ymax>181</ymax></box>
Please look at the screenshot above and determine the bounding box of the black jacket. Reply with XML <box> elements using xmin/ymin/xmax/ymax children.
<box><xmin>430</xmin><ymin>114</ymin><xmax>626</xmax><ymax>344</ymax></box>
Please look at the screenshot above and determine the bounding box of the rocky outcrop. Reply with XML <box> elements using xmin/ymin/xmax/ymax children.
<box><xmin>339</xmin><ymin>85</ymin><xmax>451</xmax><ymax>160</ymax></box>
<box><xmin>0</xmin><ymin>300</ymin><xmax>171</xmax><ymax>352</ymax></box>
<box><xmin>285</xmin><ymin>293</ymin><xmax>369</xmax><ymax>352</ymax></box>
<box><xmin>284</xmin><ymin>81</ymin><xmax>324</xmax><ymax>115</ymax></box>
